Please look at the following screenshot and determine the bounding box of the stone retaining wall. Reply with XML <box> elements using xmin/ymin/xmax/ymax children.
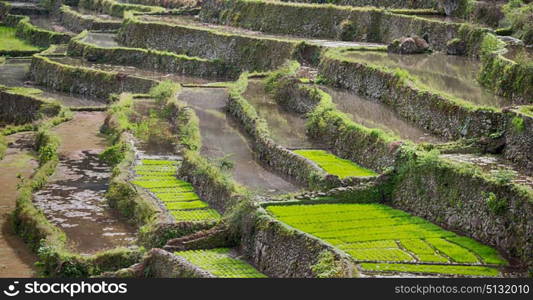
<box><xmin>59</xmin><ymin>5</ymin><xmax>122</xmax><ymax>33</ymax></box>
<box><xmin>238</xmin><ymin>204</ymin><xmax>357</xmax><ymax>278</ymax></box>
<box><xmin>318</xmin><ymin>50</ymin><xmax>507</xmax><ymax>140</ymax></box>
<box><xmin>391</xmin><ymin>152</ymin><xmax>533</xmax><ymax>268</ymax></box>
<box><xmin>117</xmin><ymin>15</ymin><xmax>298</xmax><ymax>72</ymax></box>
<box><xmin>200</xmin><ymin>0</ymin><xmax>488</xmax><ymax>52</ymax></box>
<box><xmin>29</xmin><ymin>55</ymin><xmax>156</xmax><ymax>98</ymax></box>
<box><xmin>68</xmin><ymin>31</ymin><xmax>239</xmax><ymax>80</ymax></box>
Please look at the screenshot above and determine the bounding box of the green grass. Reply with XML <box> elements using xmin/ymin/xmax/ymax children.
<box><xmin>174</xmin><ymin>248</ymin><xmax>267</xmax><ymax>278</ymax></box>
<box><xmin>266</xmin><ymin>203</ymin><xmax>507</xmax><ymax>276</ymax></box>
<box><xmin>132</xmin><ymin>159</ymin><xmax>220</xmax><ymax>222</ymax></box>
<box><xmin>517</xmin><ymin>105</ymin><xmax>533</xmax><ymax>117</ymax></box>
<box><xmin>293</xmin><ymin>150</ymin><xmax>377</xmax><ymax>178</ymax></box>
<box><xmin>0</xmin><ymin>26</ymin><xmax>40</xmax><ymax>53</ymax></box>
<box><xmin>360</xmin><ymin>263</ymin><xmax>500</xmax><ymax>277</ymax></box>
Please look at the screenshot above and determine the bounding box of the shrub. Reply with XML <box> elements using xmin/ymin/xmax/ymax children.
<box><xmin>485</xmin><ymin>192</ymin><xmax>508</xmax><ymax>215</ymax></box>
<box><xmin>149</xmin><ymin>80</ymin><xmax>181</xmax><ymax>105</ymax></box>
<box><xmin>511</xmin><ymin>116</ymin><xmax>525</xmax><ymax>132</ymax></box>
<box><xmin>35</xmin><ymin>129</ymin><xmax>60</xmax><ymax>165</ymax></box>
<box><xmin>502</xmin><ymin>0</ymin><xmax>533</xmax><ymax>44</ymax></box>
<box><xmin>493</xmin><ymin>168</ymin><xmax>516</xmax><ymax>185</ymax></box>
<box><xmin>99</xmin><ymin>142</ymin><xmax>127</xmax><ymax>166</ymax></box>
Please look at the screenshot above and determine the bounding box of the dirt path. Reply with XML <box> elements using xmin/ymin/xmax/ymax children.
<box><xmin>0</xmin><ymin>132</ymin><xmax>38</xmax><ymax>277</ymax></box>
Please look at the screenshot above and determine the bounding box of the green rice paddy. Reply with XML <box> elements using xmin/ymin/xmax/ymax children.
<box><xmin>174</xmin><ymin>248</ymin><xmax>267</xmax><ymax>278</ymax></box>
<box><xmin>360</xmin><ymin>263</ymin><xmax>501</xmax><ymax>277</ymax></box>
<box><xmin>132</xmin><ymin>159</ymin><xmax>221</xmax><ymax>222</ymax></box>
<box><xmin>293</xmin><ymin>150</ymin><xmax>377</xmax><ymax>178</ymax></box>
<box><xmin>0</xmin><ymin>26</ymin><xmax>41</xmax><ymax>53</ymax></box>
<box><xmin>266</xmin><ymin>203</ymin><xmax>507</xmax><ymax>276</ymax></box>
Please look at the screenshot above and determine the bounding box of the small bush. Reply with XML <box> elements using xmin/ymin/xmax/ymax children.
<box><xmin>502</xmin><ymin>0</ymin><xmax>533</xmax><ymax>44</ymax></box>
<box><xmin>511</xmin><ymin>116</ymin><xmax>525</xmax><ymax>132</ymax></box>
<box><xmin>493</xmin><ymin>168</ymin><xmax>516</xmax><ymax>185</ymax></box>
<box><xmin>99</xmin><ymin>142</ymin><xmax>127</xmax><ymax>166</ymax></box>
<box><xmin>149</xmin><ymin>80</ymin><xmax>181</xmax><ymax>105</ymax></box>
<box><xmin>35</xmin><ymin>129</ymin><xmax>60</xmax><ymax>165</ymax></box>
<box><xmin>485</xmin><ymin>192</ymin><xmax>508</xmax><ymax>215</ymax></box>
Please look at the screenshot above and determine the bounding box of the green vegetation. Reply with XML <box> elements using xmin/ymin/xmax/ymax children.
<box><xmin>174</xmin><ymin>248</ymin><xmax>266</xmax><ymax>278</ymax></box>
<box><xmin>132</xmin><ymin>159</ymin><xmax>221</xmax><ymax>222</ymax></box>
<box><xmin>311</xmin><ymin>251</ymin><xmax>344</xmax><ymax>278</ymax></box>
<box><xmin>517</xmin><ymin>105</ymin><xmax>533</xmax><ymax>117</ymax></box>
<box><xmin>360</xmin><ymin>263</ymin><xmax>500</xmax><ymax>277</ymax></box>
<box><xmin>293</xmin><ymin>150</ymin><xmax>377</xmax><ymax>178</ymax></box>
<box><xmin>485</xmin><ymin>192</ymin><xmax>508</xmax><ymax>215</ymax></box>
<box><xmin>502</xmin><ymin>0</ymin><xmax>533</xmax><ymax>45</ymax></box>
<box><xmin>149</xmin><ymin>80</ymin><xmax>181</xmax><ymax>105</ymax></box>
<box><xmin>266</xmin><ymin>203</ymin><xmax>506</xmax><ymax>276</ymax></box>
<box><xmin>0</xmin><ymin>26</ymin><xmax>41</xmax><ymax>55</ymax></box>
<box><xmin>511</xmin><ymin>116</ymin><xmax>525</xmax><ymax>132</ymax></box>
<box><xmin>35</xmin><ymin>128</ymin><xmax>60</xmax><ymax>165</ymax></box>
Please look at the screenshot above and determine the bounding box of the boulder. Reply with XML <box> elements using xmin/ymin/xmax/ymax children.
<box><xmin>446</xmin><ymin>38</ymin><xmax>466</xmax><ymax>56</ymax></box>
<box><xmin>387</xmin><ymin>36</ymin><xmax>429</xmax><ymax>54</ymax></box>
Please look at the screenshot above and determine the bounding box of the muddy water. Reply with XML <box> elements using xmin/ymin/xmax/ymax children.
<box><xmin>131</xmin><ymin>100</ymin><xmax>178</xmax><ymax>156</ymax></box>
<box><xmin>83</xmin><ymin>32</ymin><xmax>119</xmax><ymax>48</ymax></box>
<box><xmin>139</xmin><ymin>15</ymin><xmax>385</xmax><ymax>48</ymax></box>
<box><xmin>341</xmin><ymin>51</ymin><xmax>510</xmax><ymax>107</ymax></box>
<box><xmin>51</xmin><ymin>57</ymin><xmax>214</xmax><ymax>84</ymax></box>
<box><xmin>72</xmin><ymin>7</ymin><xmax>121</xmax><ymax>21</ymax></box>
<box><xmin>30</xmin><ymin>15</ymin><xmax>73</xmax><ymax>34</ymax></box>
<box><xmin>441</xmin><ymin>154</ymin><xmax>533</xmax><ymax>188</ymax></box>
<box><xmin>179</xmin><ymin>87</ymin><xmax>301</xmax><ymax>194</ymax></box>
<box><xmin>243</xmin><ymin>79</ymin><xmax>316</xmax><ymax>148</ymax></box>
<box><xmin>322</xmin><ymin>86</ymin><xmax>444</xmax><ymax>144</ymax></box>
<box><xmin>0</xmin><ymin>58</ymin><xmax>107</xmax><ymax>107</ymax></box>
<box><xmin>33</xmin><ymin>112</ymin><xmax>136</xmax><ymax>254</ymax></box>
<box><xmin>0</xmin><ymin>133</ymin><xmax>38</xmax><ymax>277</ymax></box>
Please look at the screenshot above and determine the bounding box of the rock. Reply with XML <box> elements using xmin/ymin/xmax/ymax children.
<box><xmin>387</xmin><ymin>36</ymin><xmax>429</xmax><ymax>54</ymax></box>
<box><xmin>446</xmin><ymin>38</ymin><xmax>466</xmax><ymax>56</ymax></box>
<box><xmin>498</xmin><ymin>36</ymin><xmax>525</xmax><ymax>47</ymax></box>
<box><xmin>439</xmin><ymin>0</ymin><xmax>467</xmax><ymax>17</ymax></box>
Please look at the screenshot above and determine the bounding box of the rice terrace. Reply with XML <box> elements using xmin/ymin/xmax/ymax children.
<box><xmin>0</xmin><ymin>0</ymin><xmax>531</xmax><ymax>280</ymax></box>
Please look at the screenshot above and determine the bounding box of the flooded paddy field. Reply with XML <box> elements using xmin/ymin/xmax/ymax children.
<box><xmin>179</xmin><ymin>87</ymin><xmax>301</xmax><ymax>194</ymax></box>
<box><xmin>0</xmin><ymin>133</ymin><xmax>38</xmax><ymax>277</ymax></box>
<box><xmin>50</xmin><ymin>56</ymin><xmax>215</xmax><ymax>85</ymax></box>
<box><xmin>30</xmin><ymin>15</ymin><xmax>74</xmax><ymax>34</ymax></box>
<box><xmin>243</xmin><ymin>79</ymin><xmax>317</xmax><ymax>149</ymax></box>
<box><xmin>340</xmin><ymin>51</ymin><xmax>510</xmax><ymax>108</ymax></box>
<box><xmin>321</xmin><ymin>86</ymin><xmax>444</xmax><ymax>144</ymax></box>
<box><xmin>0</xmin><ymin>58</ymin><xmax>108</xmax><ymax>107</ymax></box>
<box><xmin>33</xmin><ymin>112</ymin><xmax>136</xmax><ymax>254</ymax></box>
<box><xmin>71</xmin><ymin>7</ymin><xmax>122</xmax><ymax>21</ymax></box>
<box><xmin>131</xmin><ymin>99</ymin><xmax>179</xmax><ymax>157</ymax></box>
<box><xmin>82</xmin><ymin>32</ymin><xmax>120</xmax><ymax>48</ymax></box>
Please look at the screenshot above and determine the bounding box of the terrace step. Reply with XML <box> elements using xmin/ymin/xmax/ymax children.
<box><xmin>131</xmin><ymin>159</ymin><xmax>222</xmax><ymax>222</ymax></box>
<box><xmin>174</xmin><ymin>248</ymin><xmax>267</xmax><ymax>278</ymax></box>
<box><xmin>266</xmin><ymin>203</ymin><xmax>513</xmax><ymax>277</ymax></box>
<box><xmin>0</xmin><ymin>58</ymin><xmax>108</xmax><ymax>107</ymax></box>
